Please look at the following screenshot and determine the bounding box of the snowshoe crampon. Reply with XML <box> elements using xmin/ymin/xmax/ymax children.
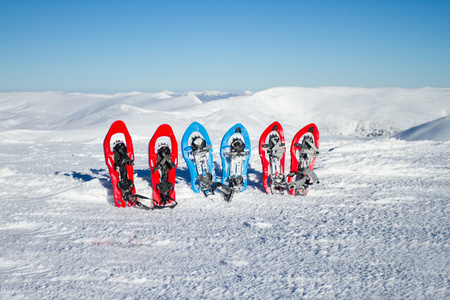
<box><xmin>287</xmin><ymin>123</ymin><xmax>320</xmax><ymax>196</ymax></box>
<box><xmin>259</xmin><ymin>121</ymin><xmax>286</xmax><ymax>194</ymax></box>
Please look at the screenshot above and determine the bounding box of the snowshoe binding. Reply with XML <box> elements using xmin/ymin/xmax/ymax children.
<box><xmin>113</xmin><ymin>141</ymin><xmax>136</xmax><ymax>202</ymax></box>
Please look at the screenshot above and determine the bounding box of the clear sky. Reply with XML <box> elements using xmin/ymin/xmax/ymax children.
<box><xmin>1</xmin><ymin>0</ymin><xmax>449</xmax><ymax>93</ymax></box>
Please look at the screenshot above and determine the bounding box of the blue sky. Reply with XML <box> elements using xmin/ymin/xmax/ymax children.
<box><xmin>1</xmin><ymin>0</ymin><xmax>449</xmax><ymax>93</ymax></box>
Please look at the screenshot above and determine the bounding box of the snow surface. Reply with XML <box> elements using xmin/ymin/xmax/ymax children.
<box><xmin>0</xmin><ymin>87</ymin><xmax>449</xmax><ymax>299</ymax></box>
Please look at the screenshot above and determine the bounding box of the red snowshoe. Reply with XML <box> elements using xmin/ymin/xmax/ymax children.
<box><xmin>259</xmin><ymin>121</ymin><xmax>286</xmax><ymax>194</ymax></box>
<box><xmin>103</xmin><ymin>120</ymin><xmax>137</xmax><ymax>207</ymax></box>
<box><xmin>287</xmin><ymin>123</ymin><xmax>320</xmax><ymax>195</ymax></box>
<box><xmin>149</xmin><ymin>124</ymin><xmax>178</xmax><ymax>208</ymax></box>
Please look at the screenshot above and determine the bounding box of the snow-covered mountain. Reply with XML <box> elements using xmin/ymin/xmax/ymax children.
<box><xmin>0</xmin><ymin>87</ymin><xmax>449</xmax><ymax>299</ymax></box>
<box><xmin>1</xmin><ymin>87</ymin><xmax>448</xmax><ymax>139</ymax></box>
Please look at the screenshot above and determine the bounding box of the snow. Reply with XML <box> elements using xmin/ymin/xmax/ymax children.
<box><xmin>395</xmin><ymin>115</ymin><xmax>450</xmax><ymax>141</ymax></box>
<box><xmin>0</xmin><ymin>87</ymin><xmax>449</xmax><ymax>299</ymax></box>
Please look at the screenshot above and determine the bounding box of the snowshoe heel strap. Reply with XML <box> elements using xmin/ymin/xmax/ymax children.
<box><xmin>229</xmin><ymin>175</ymin><xmax>244</xmax><ymax>189</ymax></box>
<box><xmin>287</xmin><ymin>169</ymin><xmax>320</xmax><ymax>191</ymax></box>
<box><xmin>199</xmin><ymin>173</ymin><xmax>214</xmax><ymax>195</ymax></box>
<box><xmin>302</xmin><ymin>168</ymin><xmax>319</xmax><ymax>184</ymax></box>
<box><xmin>118</xmin><ymin>178</ymin><xmax>134</xmax><ymax>191</ymax></box>
<box><xmin>214</xmin><ymin>182</ymin><xmax>234</xmax><ymax>202</ymax></box>
<box><xmin>157</xmin><ymin>180</ymin><xmax>173</xmax><ymax>194</ymax></box>
<box><xmin>287</xmin><ymin>177</ymin><xmax>308</xmax><ymax>190</ymax></box>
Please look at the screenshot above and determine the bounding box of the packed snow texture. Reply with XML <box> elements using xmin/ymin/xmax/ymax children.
<box><xmin>0</xmin><ymin>87</ymin><xmax>449</xmax><ymax>299</ymax></box>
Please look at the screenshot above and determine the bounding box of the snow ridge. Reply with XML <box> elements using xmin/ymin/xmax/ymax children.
<box><xmin>395</xmin><ymin>115</ymin><xmax>450</xmax><ymax>141</ymax></box>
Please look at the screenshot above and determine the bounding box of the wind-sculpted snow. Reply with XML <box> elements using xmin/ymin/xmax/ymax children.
<box><xmin>0</xmin><ymin>87</ymin><xmax>449</xmax><ymax>298</ymax></box>
<box><xmin>395</xmin><ymin>115</ymin><xmax>450</xmax><ymax>141</ymax></box>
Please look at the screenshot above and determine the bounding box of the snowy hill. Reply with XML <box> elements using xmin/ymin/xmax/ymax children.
<box><xmin>1</xmin><ymin>87</ymin><xmax>448</xmax><ymax>139</ymax></box>
<box><xmin>0</xmin><ymin>87</ymin><xmax>449</xmax><ymax>299</ymax></box>
<box><xmin>395</xmin><ymin>115</ymin><xmax>450</xmax><ymax>141</ymax></box>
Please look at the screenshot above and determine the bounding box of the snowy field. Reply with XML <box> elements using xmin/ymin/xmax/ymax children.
<box><xmin>0</xmin><ymin>87</ymin><xmax>449</xmax><ymax>299</ymax></box>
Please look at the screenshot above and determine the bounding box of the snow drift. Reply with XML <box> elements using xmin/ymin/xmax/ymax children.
<box><xmin>395</xmin><ymin>115</ymin><xmax>450</xmax><ymax>141</ymax></box>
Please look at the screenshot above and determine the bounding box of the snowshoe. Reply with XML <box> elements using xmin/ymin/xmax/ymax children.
<box><xmin>104</xmin><ymin>120</ymin><xmax>152</xmax><ymax>209</ymax></box>
<box><xmin>182</xmin><ymin>122</ymin><xmax>234</xmax><ymax>201</ymax></box>
<box><xmin>259</xmin><ymin>121</ymin><xmax>286</xmax><ymax>194</ymax></box>
<box><xmin>287</xmin><ymin>123</ymin><xmax>320</xmax><ymax>196</ymax></box>
<box><xmin>220</xmin><ymin>123</ymin><xmax>251</xmax><ymax>193</ymax></box>
<box><xmin>149</xmin><ymin>124</ymin><xmax>178</xmax><ymax>208</ymax></box>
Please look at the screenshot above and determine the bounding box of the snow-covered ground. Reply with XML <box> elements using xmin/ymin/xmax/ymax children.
<box><xmin>0</xmin><ymin>87</ymin><xmax>449</xmax><ymax>299</ymax></box>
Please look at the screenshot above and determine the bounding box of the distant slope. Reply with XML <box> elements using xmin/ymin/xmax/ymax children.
<box><xmin>0</xmin><ymin>91</ymin><xmax>202</xmax><ymax>132</ymax></box>
<box><xmin>245</xmin><ymin>87</ymin><xmax>450</xmax><ymax>137</ymax></box>
<box><xmin>0</xmin><ymin>87</ymin><xmax>449</xmax><ymax>139</ymax></box>
<box><xmin>395</xmin><ymin>116</ymin><xmax>450</xmax><ymax>141</ymax></box>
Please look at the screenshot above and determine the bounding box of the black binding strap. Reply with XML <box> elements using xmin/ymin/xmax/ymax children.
<box><xmin>113</xmin><ymin>142</ymin><xmax>135</xmax><ymax>204</ymax></box>
<box><xmin>154</xmin><ymin>146</ymin><xmax>177</xmax><ymax>208</ymax></box>
<box><xmin>113</xmin><ymin>141</ymin><xmax>154</xmax><ymax>209</ymax></box>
